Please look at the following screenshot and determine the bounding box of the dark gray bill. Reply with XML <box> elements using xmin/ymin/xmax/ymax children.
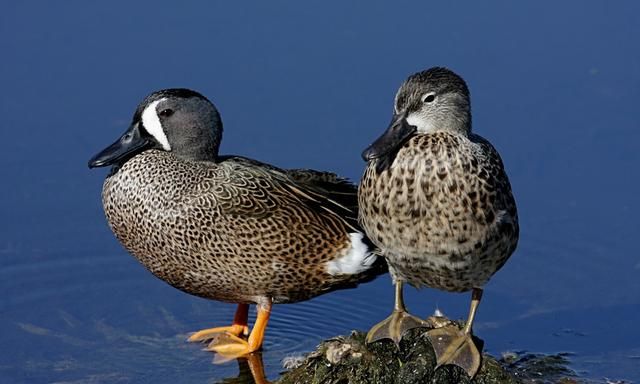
<box><xmin>361</xmin><ymin>114</ymin><xmax>417</xmax><ymax>161</ymax></box>
<box><xmin>88</xmin><ymin>122</ymin><xmax>154</xmax><ymax>168</ymax></box>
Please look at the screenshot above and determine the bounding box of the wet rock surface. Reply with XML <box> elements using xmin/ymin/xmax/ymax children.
<box><xmin>276</xmin><ymin>329</ymin><xmax>580</xmax><ymax>384</ymax></box>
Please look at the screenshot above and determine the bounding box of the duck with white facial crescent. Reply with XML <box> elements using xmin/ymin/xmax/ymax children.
<box><xmin>89</xmin><ymin>88</ymin><xmax>385</xmax><ymax>359</ymax></box>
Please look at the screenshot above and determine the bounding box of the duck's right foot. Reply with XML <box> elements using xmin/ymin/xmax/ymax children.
<box><xmin>425</xmin><ymin>325</ymin><xmax>481</xmax><ymax>378</ymax></box>
<box><xmin>187</xmin><ymin>303</ymin><xmax>250</xmax><ymax>342</ymax></box>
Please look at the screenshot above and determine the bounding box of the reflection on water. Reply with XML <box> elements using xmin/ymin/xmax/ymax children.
<box><xmin>3</xmin><ymin>245</ymin><xmax>639</xmax><ymax>382</ymax></box>
<box><xmin>226</xmin><ymin>354</ymin><xmax>269</xmax><ymax>384</ymax></box>
<box><xmin>0</xmin><ymin>247</ymin><xmax>390</xmax><ymax>383</ymax></box>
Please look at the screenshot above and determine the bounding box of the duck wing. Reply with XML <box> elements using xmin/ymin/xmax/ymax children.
<box><xmin>211</xmin><ymin>156</ymin><xmax>358</xmax><ymax>232</ymax></box>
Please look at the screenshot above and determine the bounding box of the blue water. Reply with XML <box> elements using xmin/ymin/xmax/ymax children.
<box><xmin>1</xmin><ymin>1</ymin><xmax>639</xmax><ymax>382</ymax></box>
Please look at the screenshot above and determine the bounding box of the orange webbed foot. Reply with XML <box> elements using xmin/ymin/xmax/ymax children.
<box><xmin>187</xmin><ymin>303</ymin><xmax>250</xmax><ymax>342</ymax></box>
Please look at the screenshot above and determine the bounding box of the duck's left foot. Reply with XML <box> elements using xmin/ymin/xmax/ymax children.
<box><xmin>205</xmin><ymin>332</ymin><xmax>256</xmax><ymax>359</ymax></box>
<box><xmin>425</xmin><ymin>325</ymin><xmax>481</xmax><ymax>378</ymax></box>
<box><xmin>208</xmin><ymin>301</ymin><xmax>272</xmax><ymax>362</ymax></box>
<box><xmin>366</xmin><ymin>310</ymin><xmax>429</xmax><ymax>345</ymax></box>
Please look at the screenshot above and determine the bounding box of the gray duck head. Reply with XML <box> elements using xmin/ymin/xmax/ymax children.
<box><xmin>88</xmin><ymin>88</ymin><xmax>223</xmax><ymax>168</ymax></box>
<box><xmin>362</xmin><ymin>67</ymin><xmax>471</xmax><ymax>161</ymax></box>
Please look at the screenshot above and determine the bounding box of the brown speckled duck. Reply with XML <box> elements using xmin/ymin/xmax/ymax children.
<box><xmin>88</xmin><ymin>89</ymin><xmax>384</xmax><ymax>359</ymax></box>
<box><xmin>358</xmin><ymin>68</ymin><xmax>519</xmax><ymax>377</ymax></box>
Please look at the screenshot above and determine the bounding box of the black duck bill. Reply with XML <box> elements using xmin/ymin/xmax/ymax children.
<box><xmin>362</xmin><ymin>113</ymin><xmax>417</xmax><ymax>161</ymax></box>
<box><xmin>88</xmin><ymin>122</ymin><xmax>156</xmax><ymax>168</ymax></box>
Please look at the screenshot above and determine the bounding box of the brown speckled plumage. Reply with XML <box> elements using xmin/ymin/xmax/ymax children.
<box><xmin>359</xmin><ymin>68</ymin><xmax>519</xmax><ymax>376</ymax></box>
<box><xmin>360</xmin><ymin>132</ymin><xmax>518</xmax><ymax>291</ymax></box>
<box><xmin>359</xmin><ymin>67</ymin><xmax>518</xmax><ymax>292</ymax></box>
<box><xmin>103</xmin><ymin>151</ymin><xmax>379</xmax><ymax>304</ymax></box>
<box><xmin>89</xmin><ymin>88</ymin><xmax>384</xmax><ymax>357</ymax></box>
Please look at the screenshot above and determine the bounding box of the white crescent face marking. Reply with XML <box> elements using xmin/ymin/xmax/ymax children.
<box><xmin>141</xmin><ymin>99</ymin><xmax>171</xmax><ymax>151</ymax></box>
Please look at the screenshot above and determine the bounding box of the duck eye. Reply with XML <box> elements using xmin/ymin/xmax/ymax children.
<box><xmin>422</xmin><ymin>94</ymin><xmax>436</xmax><ymax>103</ymax></box>
<box><xmin>159</xmin><ymin>108</ymin><xmax>174</xmax><ymax>117</ymax></box>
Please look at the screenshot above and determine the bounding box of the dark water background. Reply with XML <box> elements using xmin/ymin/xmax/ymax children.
<box><xmin>1</xmin><ymin>1</ymin><xmax>639</xmax><ymax>383</ymax></box>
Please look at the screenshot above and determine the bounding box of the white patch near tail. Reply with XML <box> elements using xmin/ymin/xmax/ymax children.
<box><xmin>326</xmin><ymin>232</ymin><xmax>376</xmax><ymax>275</ymax></box>
<box><xmin>141</xmin><ymin>99</ymin><xmax>171</xmax><ymax>150</ymax></box>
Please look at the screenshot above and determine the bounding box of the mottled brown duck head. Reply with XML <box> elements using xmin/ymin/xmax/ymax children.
<box><xmin>88</xmin><ymin>88</ymin><xmax>223</xmax><ymax>168</ymax></box>
<box><xmin>362</xmin><ymin>67</ymin><xmax>472</xmax><ymax>162</ymax></box>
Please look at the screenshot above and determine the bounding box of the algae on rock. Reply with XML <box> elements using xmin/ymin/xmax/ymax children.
<box><xmin>276</xmin><ymin>329</ymin><xmax>520</xmax><ymax>384</ymax></box>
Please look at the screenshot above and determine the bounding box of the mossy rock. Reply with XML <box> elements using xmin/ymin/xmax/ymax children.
<box><xmin>276</xmin><ymin>329</ymin><xmax>578</xmax><ymax>384</ymax></box>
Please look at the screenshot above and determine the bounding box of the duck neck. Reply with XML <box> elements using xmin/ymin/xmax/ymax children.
<box><xmin>168</xmin><ymin>123</ymin><xmax>223</xmax><ymax>163</ymax></box>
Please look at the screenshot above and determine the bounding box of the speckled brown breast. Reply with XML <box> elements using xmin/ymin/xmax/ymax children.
<box><xmin>359</xmin><ymin>132</ymin><xmax>519</xmax><ymax>292</ymax></box>
<box><xmin>102</xmin><ymin>150</ymin><xmax>378</xmax><ymax>304</ymax></box>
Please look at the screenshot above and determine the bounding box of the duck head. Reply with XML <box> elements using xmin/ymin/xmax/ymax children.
<box><xmin>89</xmin><ymin>88</ymin><xmax>223</xmax><ymax>168</ymax></box>
<box><xmin>362</xmin><ymin>67</ymin><xmax>471</xmax><ymax>161</ymax></box>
